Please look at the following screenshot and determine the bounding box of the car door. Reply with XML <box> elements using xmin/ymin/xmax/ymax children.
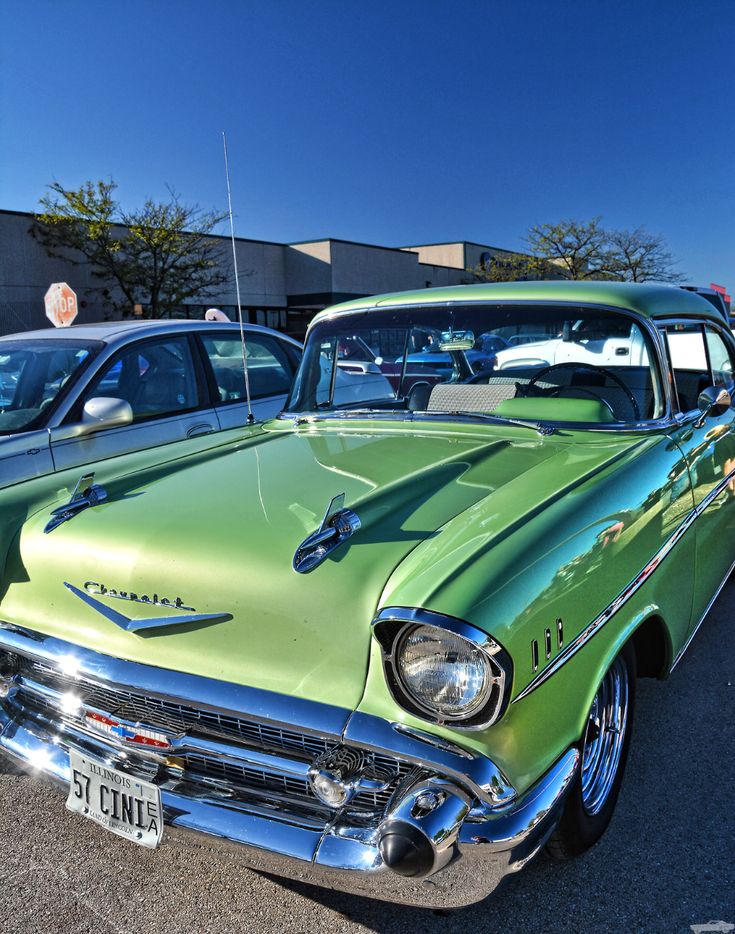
<box><xmin>663</xmin><ymin>320</ymin><xmax>735</xmax><ymax>636</ymax></box>
<box><xmin>199</xmin><ymin>331</ymin><xmax>298</xmax><ymax>429</ymax></box>
<box><xmin>50</xmin><ymin>334</ymin><xmax>217</xmax><ymax>472</ymax></box>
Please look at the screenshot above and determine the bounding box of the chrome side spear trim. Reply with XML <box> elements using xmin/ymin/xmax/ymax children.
<box><xmin>513</xmin><ymin>460</ymin><xmax>735</xmax><ymax>703</ymax></box>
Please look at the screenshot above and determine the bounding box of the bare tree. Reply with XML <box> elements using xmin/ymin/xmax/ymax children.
<box><xmin>605</xmin><ymin>227</ymin><xmax>683</xmax><ymax>282</ymax></box>
<box><xmin>33</xmin><ymin>179</ymin><xmax>230</xmax><ymax>318</ymax></box>
<box><xmin>525</xmin><ymin>217</ymin><xmax>612</xmax><ymax>280</ymax></box>
<box><xmin>469</xmin><ymin>217</ymin><xmax>683</xmax><ymax>283</ymax></box>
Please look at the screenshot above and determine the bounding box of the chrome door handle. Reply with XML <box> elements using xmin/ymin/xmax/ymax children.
<box><xmin>187</xmin><ymin>423</ymin><xmax>214</xmax><ymax>438</ymax></box>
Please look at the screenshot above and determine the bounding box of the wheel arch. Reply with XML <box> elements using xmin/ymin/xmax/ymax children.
<box><xmin>629</xmin><ymin>612</ymin><xmax>672</xmax><ymax>680</ymax></box>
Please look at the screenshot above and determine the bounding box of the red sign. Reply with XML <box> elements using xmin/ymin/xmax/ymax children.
<box><xmin>45</xmin><ymin>282</ymin><xmax>78</xmax><ymax>327</ymax></box>
<box><xmin>710</xmin><ymin>282</ymin><xmax>731</xmax><ymax>305</ymax></box>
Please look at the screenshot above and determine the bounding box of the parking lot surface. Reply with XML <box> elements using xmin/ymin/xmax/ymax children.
<box><xmin>1</xmin><ymin>584</ymin><xmax>733</xmax><ymax>934</ymax></box>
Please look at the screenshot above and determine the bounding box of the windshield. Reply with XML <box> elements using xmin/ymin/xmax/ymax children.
<box><xmin>0</xmin><ymin>338</ymin><xmax>101</xmax><ymax>434</ymax></box>
<box><xmin>286</xmin><ymin>304</ymin><xmax>664</xmax><ymax>426</ymax></box>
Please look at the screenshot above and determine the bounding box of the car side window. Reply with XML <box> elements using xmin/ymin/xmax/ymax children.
<box><xmin>664</xmin><ymin>324</ymin><xmax>734</xmax><ymax>412</ymax></box>
<box><xmin>704</xmin><ymin>327</ymin><xmax>734</xmax><ymax>387</ymax></box>
<box><xmin>78</xmin><ymin>337</ymin><xmax>199</xmax><ymax>422</ymax></box>
<box><xmin>201</xmin><ymin>334</ymin><xmax>293</xmax><ymax>402</ymax></box>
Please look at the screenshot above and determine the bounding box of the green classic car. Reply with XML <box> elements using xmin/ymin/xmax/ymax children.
<box><xmin>0</xmin><ymin>282</ymin><xmax>733</xmax><ymax>908</ymax></box>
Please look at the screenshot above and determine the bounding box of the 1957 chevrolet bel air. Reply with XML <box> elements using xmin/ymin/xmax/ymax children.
<box><xmin>0</xmin><ymin>281</ymin><xmax>733</xmax><ymax>908</ymax></box>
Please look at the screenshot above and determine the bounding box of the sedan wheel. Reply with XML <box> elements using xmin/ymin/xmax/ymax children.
<box><xmin>547</xmin><ymin>642</ymin><xmax>635</xmax><ymax>860</ymax></box>
<box><xmin>580</xmin><ymin>655</ymin><xmax>629</xmax><ymax>817</ymax></box>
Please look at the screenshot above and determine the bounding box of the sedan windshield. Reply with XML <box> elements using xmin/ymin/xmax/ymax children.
<box><xmin>286</xmin><ymin>304</ymin><xmax>664</xmax><ymax>426</ymax></box>
<box><xmin>0</xmin><ymin>339</ymin><xmax>101</xmax><ymax>434</ymax></box>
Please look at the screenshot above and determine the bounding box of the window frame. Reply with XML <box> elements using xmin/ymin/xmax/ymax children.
<box><xmin>64</xmin><ymin>332</ymin><xmax>209</xmax><ymax>426</ymax></box>
<box><xmin>286</xmin><ymin>301</ymin><xmax>675</xmax><ymax>432</ymax></box>
<box><xmin>658</xmin><ymin>316</ymin><xmax>735</xmax><ymax>418</ymax></box>
<box><xmin>195</xmin><ymin>329</ymin><xmax>298</xmax><ymax>407</ymax></box>
<box><xmin>0</xmin><ymin>338</ymin><xmax>104</xmax><ymax>436</ymax></box>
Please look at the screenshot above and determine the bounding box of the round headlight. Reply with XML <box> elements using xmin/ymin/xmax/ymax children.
<box><xmin>396</xmin><ymin>625</ymin><xmax>496</xmax><ymax>721</ymax></box>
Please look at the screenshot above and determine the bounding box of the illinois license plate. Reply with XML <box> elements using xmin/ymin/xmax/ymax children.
<box><xmin>65</xmin><ymin>748</ymin><xmax>163</xmax><ymax>848</ymax></box>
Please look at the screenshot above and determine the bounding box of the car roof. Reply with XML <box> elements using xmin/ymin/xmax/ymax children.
<box><xmin>0</xmin><ymin>319</ymin><xmax>301</xmax><ymax>347</ymax></box>
<box><xmin>313</xmin><ymin>281</ymin><xmax>725</xmax><ymax>326</ymax></box>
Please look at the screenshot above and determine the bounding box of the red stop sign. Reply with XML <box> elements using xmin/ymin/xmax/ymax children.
<box><xmin>45</xmin><ymin>282</ymin><xmax>78</xmax><ymax>328</ymax></box>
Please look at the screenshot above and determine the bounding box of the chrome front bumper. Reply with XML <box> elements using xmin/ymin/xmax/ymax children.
<box><xmin>0</xmin><ymin>625</ymin><xmax>578</xmax><ymax>908</ymax></box>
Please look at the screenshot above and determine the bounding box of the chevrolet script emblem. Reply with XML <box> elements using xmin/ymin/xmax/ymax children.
<box><xmin>64</xmin><ymin>582</ymin><xmax>233</xmax><ymax>635</ymax></box>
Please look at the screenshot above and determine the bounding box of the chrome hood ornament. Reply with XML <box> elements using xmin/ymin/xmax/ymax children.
<box><xmin>64</xmin><ymin>582</ymin><xmax>233</xmax><ymax>635</ymax></box>
<box><xmin>45</xmin><ymin>472</ymin><xmax>108</xmax><ymax>534</ymax></box>
<box><xmin>293</xmin><ymin>493</ymin><xmax>361</xmax><ymax>574</ymax></box>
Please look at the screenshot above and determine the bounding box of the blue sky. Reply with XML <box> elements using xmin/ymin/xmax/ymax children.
<box><xmin>1</xmin><ymin>0</ymin><xmax>733</xmax><ymax>287</ymax></box>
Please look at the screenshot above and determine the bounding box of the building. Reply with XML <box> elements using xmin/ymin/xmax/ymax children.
<box><xmin>0</xmin><ymin>209</ymin><xmax>515</xmax><ymax>338</ymax></box>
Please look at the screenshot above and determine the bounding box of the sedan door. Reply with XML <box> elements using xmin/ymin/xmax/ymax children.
<box><xmin>199</xmin><ymin>331</ymin><xmax>298</xmax><ymax>428</ymax></box>
<box><xmin>50</xmin><ymin>334</ymin><xmax>217</xmax><ymax>472</ymax></box>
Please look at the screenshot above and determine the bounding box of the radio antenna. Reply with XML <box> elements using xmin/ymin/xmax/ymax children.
<box><xmin>222</xmin><ymin>130</ymin><xmax>254</xmax><ymax>425</ymax></box>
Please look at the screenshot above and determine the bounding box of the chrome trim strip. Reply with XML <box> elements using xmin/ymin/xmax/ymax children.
<box><xmin>513</xmin><ymin>461</ymin><xmax>735</xmax><ymax>703</ymax></box>
<box><xmin>670</xmin><ymin>555</ymin><xmax>735</xmax><ymax>670</ymax></box>
<box><xmin>344</xmin><ymin>712</ymin><xmax>515</xmax><ymax>806</ymax></box>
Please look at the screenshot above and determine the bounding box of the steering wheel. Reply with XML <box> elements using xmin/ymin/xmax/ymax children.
<box><xmin>526</xmin><ymin>362</ymin><xmax>640</xmax><ymax>421</ymax></box>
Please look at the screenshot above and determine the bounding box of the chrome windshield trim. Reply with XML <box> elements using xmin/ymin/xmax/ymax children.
<box><xmin>513</xmin><ymin>460</ymin><xmax>735</xmax><ymax>703</ymax></box>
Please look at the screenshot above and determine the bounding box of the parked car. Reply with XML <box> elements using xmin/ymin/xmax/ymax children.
<box><xmin>0</xmin><ymin>319</ymin><xmax>301</xmax><ymax>488</ymax></box>
<box><xmin>397</xmin><ymin>331</ymin><xmax>498</xmax><ymax>378</ymax></box>
<box><xmin>0</xmin><ymin>281</ymin><xmax>733</xmax><ymax>908</ymax></box>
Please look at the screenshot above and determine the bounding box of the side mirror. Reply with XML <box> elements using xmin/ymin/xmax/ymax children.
<box><xmin>81</xmin><ymin>397</ymin><xmax>134</xmax><ymax>433</ymax></box>
<box><xmin>695</xmin><ymin>385</ymin><xmax>731</xmax><ymax>428</ymax></box>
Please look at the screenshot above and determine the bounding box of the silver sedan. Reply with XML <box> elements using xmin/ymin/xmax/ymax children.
<box><xmin>0</xmin><ymin>319</ymin><xmax>301</xmax><ymax>489</ymax></box>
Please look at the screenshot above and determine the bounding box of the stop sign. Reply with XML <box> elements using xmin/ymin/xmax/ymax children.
<box><xmin>45</xmin><ymin>282</ymin><xmax>78</xmax><ymax>328</ymax></box>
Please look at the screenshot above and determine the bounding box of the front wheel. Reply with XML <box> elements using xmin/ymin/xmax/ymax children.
<box><xmin>547</xmin><ymin>642</ymin><xmax>635</xmax><ymax>859</ymax></box>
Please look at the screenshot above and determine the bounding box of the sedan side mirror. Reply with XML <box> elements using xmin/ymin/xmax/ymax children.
<box><xmin>81</xmin><ymin>397</ymin><xmax>134</xmax><ymax>433</ymax></box>
<box><xmin>695</xmin><ymin>385</ymin><xmax>731</xmax><ymax>428</ymax></box>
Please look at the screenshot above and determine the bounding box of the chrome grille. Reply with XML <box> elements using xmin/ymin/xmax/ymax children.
<box><xmin>10</xmin><ymin>655</ymin><xmax>412</xmax><ymax>819</ymax></box>
<box><xmin>26</xmin><ymin>660</ymin><xmax>330</xmax><ymax>757</ymax></box>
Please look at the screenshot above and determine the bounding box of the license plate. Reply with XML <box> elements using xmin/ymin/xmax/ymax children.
<box><xmin>65</xmin><ymin>748</ymin><xmax>163</xmax><ymax>849</ymax></box>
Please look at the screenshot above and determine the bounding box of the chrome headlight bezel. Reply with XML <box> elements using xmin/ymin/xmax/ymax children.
<box><xmin>372</xmin><ymin>608</ymin><xmax>513</xmax><ymax>731</ymax></box>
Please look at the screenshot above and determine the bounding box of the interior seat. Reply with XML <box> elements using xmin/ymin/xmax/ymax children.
<box><xmin>427</xmin><ymin>382</ymin><xmax>518</xmax><ymax>413</ymax></box>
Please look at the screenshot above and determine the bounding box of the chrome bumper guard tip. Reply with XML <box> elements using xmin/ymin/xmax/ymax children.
<box><xmin>0</xmin><ymin>625</ymin><xmax>579</xmax><ymax>908</ymax></box>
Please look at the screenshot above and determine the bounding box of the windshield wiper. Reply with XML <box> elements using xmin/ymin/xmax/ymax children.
<box><xmin>290</xmin><ymin>408</ymin><xmax>556</xmax><ymax>436</ymax></box>
<box><xmin>417</xmin><ymin>410</ymin><xmax>556</xmax><ymax>436</ymax></box>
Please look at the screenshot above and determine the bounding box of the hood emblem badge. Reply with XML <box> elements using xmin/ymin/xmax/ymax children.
<box><xmin>293</xmin><ymin>492</ymin><xmax>361</xmax><ymax>574</ymax></box>
<box><xmin>64</xmin><ymin>582</ymin><xmax>233</xmax><ymax>635</ymax></box>
<box><xmin>84</xmin><ymin>710</ymin><xmax>174</xmax><ymax>750</ymax></box>
<box><xmin>45</xmin><ymin>472</ymin><xmax>108</xmax><ymax>534</ymax></box>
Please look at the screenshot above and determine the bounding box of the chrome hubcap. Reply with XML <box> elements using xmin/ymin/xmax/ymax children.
<box><xmin>580</xmin><ymin>656</ymin><xmax>629</xmax><ymax>816</ymax></box>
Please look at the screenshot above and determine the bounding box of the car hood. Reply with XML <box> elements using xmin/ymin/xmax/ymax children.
<box><xmin>0</xmin><ymin>423</ymin><xmax>640</xmax><ymax>709</ymax></box>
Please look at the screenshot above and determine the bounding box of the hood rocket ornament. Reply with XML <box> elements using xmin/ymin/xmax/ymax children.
<box><xmin>293</xmin><ymin>493</ymin><xmax>361</xmax><ymax>574</ymax></box>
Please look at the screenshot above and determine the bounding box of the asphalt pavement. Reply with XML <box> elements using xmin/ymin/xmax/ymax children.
<box><xmin>1</xmin><ymin>583</ymin><xmax>733</xmax><ymax>934</ymax></box>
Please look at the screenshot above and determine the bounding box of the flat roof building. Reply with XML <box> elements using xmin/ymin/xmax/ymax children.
<box><xmin>0</xmin><ymin>209</ymin><xmax>514</xmax><ymax>338</ymax></box>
